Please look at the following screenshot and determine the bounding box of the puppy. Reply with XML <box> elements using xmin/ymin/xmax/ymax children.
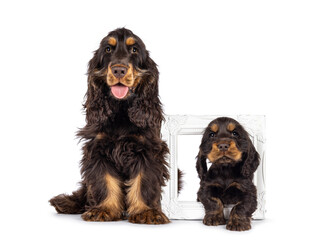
<box><xmin>196</xmin><ymin>117</ymin><xmax>260</xmax><ymax>231</ymax></box>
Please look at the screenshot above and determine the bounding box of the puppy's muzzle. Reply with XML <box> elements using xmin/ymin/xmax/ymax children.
<box><xmin>217</xmin><ymin>143</ymin><xmax>230</xmax><ymax>152</ymax></box>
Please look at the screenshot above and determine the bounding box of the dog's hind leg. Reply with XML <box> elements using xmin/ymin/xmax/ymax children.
<box><xmin>49</xmin><ymin>183</ymin><xmax>87</xmax><ymax>214</ymax></box>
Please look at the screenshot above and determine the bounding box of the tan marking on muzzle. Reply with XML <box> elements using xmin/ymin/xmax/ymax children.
<box><xmin>207</xmin><ymin>140</ymin><xmax>242</xmax><ymax>163</ymax></box>
<box><xmin>106</xmin><ymin>64</ymin><xmax>142</xmax><ymax>88</ymax></box>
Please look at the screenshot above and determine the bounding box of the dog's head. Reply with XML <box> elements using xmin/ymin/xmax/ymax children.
<box><xmin>196</xmin><ymin>117</ymin><xmax>260</xmax><ymax>179</ymax></box>
<box><xmin>88</xmin><ymin>28</ymin><xmax>157</xmax><ymax>100</ymax></box>
<box><xmin>82</xmin><ymin>28</ymin><xmax>163</xmax><ymax>131</ymax></box>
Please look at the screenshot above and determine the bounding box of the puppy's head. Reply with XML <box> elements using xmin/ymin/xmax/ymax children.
<box><xmin>196</xmin><ymin>117</ymin><xmax>260</xmax><ymax>179</ymax></box>
<box><xmin>202</xmin><ymin>117</ymin><xmax>245</xmax><ymax>165</ymax></box>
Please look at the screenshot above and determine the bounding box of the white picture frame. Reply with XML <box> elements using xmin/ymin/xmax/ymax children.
<box><xmin>160</xmin><ymin>115</ymin><xmax>266</xmax><ymax>220</ymax></box>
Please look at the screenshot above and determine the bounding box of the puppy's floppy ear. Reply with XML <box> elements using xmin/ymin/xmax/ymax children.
<box><xmin>196</xmin><ymin>150</ymin><xmax>207</xmax><ymax>180</ymax></box>
<box><xmin>241</xmin><ymin>139</ymin><xmax>260</xmax><ymax>178</ymax></box>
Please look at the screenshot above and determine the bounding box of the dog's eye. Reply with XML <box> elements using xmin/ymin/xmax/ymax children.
<box><xmin>106</xmin><ymin>47</ymin><xmax>111</xmax><ymax>53</ymax></box>
<box><xmin>131</xmin><ymin>47</ymin><xmax>138</xmax><ymax>53</ymax></box>
<box><xmin>209</xmin><ymin>132</ymin><xmax>216</xmax><ymax>138</ymax></box>
<box><xmin>232</xmin><ymin>131</ymin><xmax>239</xmax><ymax>137</ymax></box>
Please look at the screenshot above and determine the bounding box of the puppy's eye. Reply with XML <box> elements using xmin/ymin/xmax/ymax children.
<box><xmin>209</xmin><ymin>132</ymin><xmax>216</xmax><ymax>138</ymax></box>
<box><xmin>106</xmin><ymin>47</ymin><xmax>111</xmax><ymax>53</ymax></box>
<box><xmin>131</xmin><ymin>47</ymin><xmax>138</xmax><ymax>53</ymax></box>
<box><xmin>232</xmin><ymin>131</ymin><xmax>239</xmax><ymax>137</ymax></box>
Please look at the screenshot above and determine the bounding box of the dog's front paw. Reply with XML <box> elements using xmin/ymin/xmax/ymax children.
<box><xmin>129</xmin><ymin>209</ymin><xmax>170</xmax><ymax>224</ymax></box>
<box><xmin>81</xmin><ymin>208</ymin><xmax>120</xmax><ymax>222</ymax></box>
<box><xmin>226</xmin><ymin>213</ymin><xmax>251</xmax><ymax>231</ymax></box>
<box><xmin>203</xmin><ymin>212</ymin><xmax>226</xmax><ymax>226</ymax></box>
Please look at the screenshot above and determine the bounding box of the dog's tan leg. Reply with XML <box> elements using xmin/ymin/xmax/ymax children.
<box><xmin>126</xmin><ymin>172</ymin><xmax>169</xmax><ymax>224</ymax></box>
<box><xmin>82</xmin><ymin>173</ymin><xmax>124</xmax><ymax>221</ymax></box>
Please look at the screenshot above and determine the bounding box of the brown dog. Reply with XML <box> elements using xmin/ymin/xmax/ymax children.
<box><xmin>49</xmin><ymin>28</ymin><xmax>170</xmax><ymax>224</ymax></box>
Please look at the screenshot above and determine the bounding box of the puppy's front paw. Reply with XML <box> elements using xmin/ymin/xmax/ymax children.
<box><xmin>129</xmin><ymin>209</ymin><xmax>170</xmax><ymax>224</ymax></box>
<box><xmin>203</xmin><ymin>212</ymin><xmax>226</xmax><ymax>226</ymax></box>
<box><xmin>226</xmin><ymin>213</ymin><xmax>251</xmax><ymax>231</ymax></box>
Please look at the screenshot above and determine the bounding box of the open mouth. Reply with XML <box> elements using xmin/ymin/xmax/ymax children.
<box><xmin>110</xmin><ymin>83</ymin><xmax>129</xmax><ymax>99</ymax></box>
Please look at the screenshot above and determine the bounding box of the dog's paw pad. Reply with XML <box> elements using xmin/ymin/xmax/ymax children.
<box><xmin>203</xmin><ymin>213</ymin><xmax>226</xmax><ymax>226</ymax></box>
<box><xmin>129</xmin><ymin>209</ymin><xmax>170</xmax><ymax>224</ymax></box>
<box><xmin>81</xmin><ymin>208</ymin><xmax>120</xmax><ymax>222</ymax></box>
<box><xmin>226</xmin><ymin>214</ymin><xmax>251</xmax><ymax>231</ymax></box>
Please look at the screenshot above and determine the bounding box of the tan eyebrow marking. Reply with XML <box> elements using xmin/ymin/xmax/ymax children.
<box><xmin>227</xmin><ymin>123</ymin><xmax>236</xmax><ymax>131</ymax></box>
<box><xmin>108</xmin><ymin>37</ymin><xmax>117</xmax><ymax>46</ymax></box>
<box><xmin>210</xmin><ymin>124</ymin><xmax>219</xmax><ymax>132</ymax></box>
<box><xmin>126</xmin><ymin>37</ymin><xmax>135</xmax><ymax>46</ymax></box>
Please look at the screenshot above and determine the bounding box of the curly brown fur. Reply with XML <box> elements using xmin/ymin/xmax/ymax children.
<box><xmin>196</xmin><ymin>117</ymin><xmax>260</xmax><ymax>231</ymax></box>
<box><xmin>49</xmin><ymin>28</ymin><xmax>170</xmax><ymax>224</ymax></box>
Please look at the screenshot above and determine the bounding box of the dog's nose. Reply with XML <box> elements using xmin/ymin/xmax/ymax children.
<box><xmin>111</xmin><ymin>66</ymin><xmax>127</xmax><ymax>78</ymax></box>
<box><xmin>218</xmin><ymin>143</ymin><xmax>230</xmax><ymax>152</ymax></box>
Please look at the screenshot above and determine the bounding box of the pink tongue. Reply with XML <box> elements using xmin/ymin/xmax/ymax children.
<box><xmin>111</xmin><ymin>85</ymin><xmax>129</xmax><ymax>99</ymax></box>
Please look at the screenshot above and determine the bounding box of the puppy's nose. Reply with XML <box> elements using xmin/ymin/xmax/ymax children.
<box><xmin>218</xmin><ymin>143</ymin><xmax>230</xmax><ymax>152</ymax></box>
<box><xmin>111</xmin><ymin>66</ymin><xmax>127</xmax><ymax>78</ymax></box>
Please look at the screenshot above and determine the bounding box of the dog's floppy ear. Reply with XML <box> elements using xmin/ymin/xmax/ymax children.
<box><xmin>241</xmin><ymin>139</ymin><xmax>260</xmax><ymax>178</ymax></box>
<box><xmin>87</xmin><ymin>44</ymin><xmax>107</xmax><ymax>75</ymax></box>
<box><xmin>196</xmin><ymin>150</ymin><xmax>207</xmax><ymax>180</ymax></box>
<box><xmin>128</xmin><ymin>55</ymin><xmax>164</xmax><ymax>132</ymax></box>
<box><xmin>79</xmin><ymin>48</ymin><xmax>114</xmax><ymax>136</ymax></box>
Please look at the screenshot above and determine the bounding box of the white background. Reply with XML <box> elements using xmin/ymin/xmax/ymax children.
<box><xmin>1</xmin><ymin>0</ymin><xmax>319</xmax><ymax>239</ymax></box>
